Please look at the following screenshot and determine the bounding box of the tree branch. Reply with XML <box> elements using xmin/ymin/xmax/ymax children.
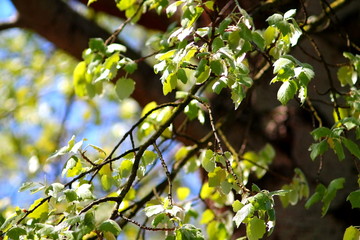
<box><xmin>0</xmin><ymin>15</ymin><xmax>20</xmax><ymax>31</ymax></box>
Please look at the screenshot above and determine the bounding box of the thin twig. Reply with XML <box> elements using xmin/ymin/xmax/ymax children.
<box><xmin>105</xmin><ymin>0</ymin><xmax>146</xmax><ymax>45</ymax></box>
<box><xmin>120</xmin><ymin>214</ymin><xmax>175</xmax><ymax>231</ymax></box>
<box><xmin>191</xmin><ymin>95</ymin><xmax>250</xmax><ymax>195</ymax></box>
<box><xmin>153</xmin><ymin>142</ymin><xmax>173</xmax><ymax>206</ymax></box>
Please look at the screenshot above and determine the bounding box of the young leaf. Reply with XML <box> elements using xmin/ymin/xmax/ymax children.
<box><xmin>201</xmin><ymin>149</ymin><xmax>215</xmax><ymax>172</ymax></box>
<box><xmin>277</xmin><ymin>80</ymin><xmax>297</xmax><ymax>105</ymax></box>
<box><xmin>322</xmin><ymin>178</ymin><xmax>345</xmax><ymax>216</ymax></box>
<box><xmin>99</xmin><ymin>220</ymin><xmax>121</xmax><ymax>235</ymax></box>
<box><xmin>177</xmin><ymin>187</ymin><xmax>190</xmax><ymax>201</ymax></box>
<box><xmin>89</xmin><ymin>38</ymin><xmax>106</xmax><ymax>53</ymax></box>
<box><xmin>232</xmin><ymin>200</ymin><xmax>244</xmax><ymax>212</ymax></box>
<box><xmin>246</xmin><ymin>217</ymin><xmax>266</xmax><ymax>240</ymax></box>
<box><xmin>76</xmin><ymin>183</ymin><xmax>94</xmax><ymax>200</ymax></box>
<box><xmin>115</xmin><ymin>77</ymin><xmax>135</xmax><ymax>100</ymax></box>
<box><xmin>7</xmin><ymin>227</ymin><xmax>27</xmax><ymax>240</ymax></box>
<box><xmin>347</xmin><ymin>190</ymin><xmax>360</xmax><ymax>209</ymax></box>
<box><xmin>119</xmin><ymin>159</ymin><xmax>133</xmax><ymax>178</ymax></box>
<box><xmin>311</xmin><ymin>127</ymin><xmax>331</xmax><ymax>141</ymax></box>
<box><xmin>233</xmin><ymin>203</ymin><xmax>254</xmax><ymax>227</ymax></box>
<box><xmin>27</xmin><ymin>198</ymin><xmax>49</xmax><ymax>219</ymax></box>
<box><xmin>176</xmin><ymin>224</ymin><xmax>205</xmax><ymax>240</ymax></box>
<box><xmin>144</xmin><ymin>204</ymin><xmax>164</xmax><ymax>217</ymax></box>
<box><xmin>342</xmin><ymin>138</ymin><xmax>360</xmax><ymax>159</ymax></box>
<box><xmin>343</xmin><ymin>226</ymin><xmax>360</xmax><ymax>240</ymax></box>
<box><xmin>200</xmin><ymin>209</ymin><xmax>215</xmax><ymax>224</ymax></box>
<box><xmin>309</xmin><ymin>140</ymin><xmax>328</xmax><ymax>160</ymax></box>
<box><xmin>142</xmin><ymin>150</ymin><xmax>157</xmax><ymax>166</ymax></box>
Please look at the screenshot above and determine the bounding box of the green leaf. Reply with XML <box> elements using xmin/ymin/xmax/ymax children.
<box><xmin>337</xmin><ymin>66</ymin><xmax>356</xmax><ymax>86</ymax></box>
<box><xmin>119</xmin><ymin>159</ymin><xmax>133</xmax><ymax>178</ymax></box>
<box><xmin>246</xmin><ymin>217</ymin><xmax>266</xmax><ymax>240</ymax></box>
<box><xmin>144</xmin><ymin>204</ymin><xmax>164</xmax><ymax>217</ymax></box>
<box><xmin>176</xmin><ymin>224</ymin><xmax>205</xmax><ymax>240</ymax></box>
<box><xmin>333</xmin><ymin>138</ymin><xmax>345</xmax><ymax>161</ymax></box>
<box><xmin>166</xmin><ymin>1</ymin><xmax>182</xmax><ymax>18</ymax></box>
<box><xmin>184</xmin><ymin>100</ymin><xmax>200</xmax><ymax>121</ymax></box>
<box><xmin>212</xmin><ymin>78</ymin><xmax>227</xmax><ymax>94</ymax></box>
<box><xmin>343</xmin><ymin>226</ymin><xmax>360</xmax><ymax>240</ymax></box>
<box><xmin>347</xmin><ymin>190</ymin><xmax>360</xmax><ymax>209</ymax></box>
<box><xmin>45</xmin><ymin>183</ymin><xmax>64</xmax><ymax>198</ymax></box>
<box><xmin>311</xmin><ymin>127</ymin><xmax>332</xmax><ymax>141</ymax></box>
<box><xmin>210</xmin><ymin>60</ymin><xmax>224</xmax><ymax>76</ymax></box>
<box><xmin>7</xmin><ymin>227</ymin><xmax>27</xmax><ymax>240</ymax></box>
<box><xmin>196</xmin><ymin>65</ymin><xmax>211</xmax><ymax>84</ymax></box>
<box><xmin>177</xmin><ymin>68</ymin><xmax>188</xmax><ymax>84</ymax></box>
<box><xmin>266</xmin><ymin>14</ymin><xmax>283</xmax><ymax>25</ymax></box>
<box><xmin>212</xmin><ymin>37</ymin><xmax>224</xmax><ymax>52</ymax></box>
<box><xmin>152</xmin><ymin>213</ymin><xmax>167</xmax><ymax>227</ymax></box>
<box><xmin>142</xmin><ymin>150</ymin><xmax>157</xmax><ymax>166</ymax></box>
<box><xmin>124</xmin><ymin>60</ymin><xmax>138</xmax><ymax>74</ymax></box>
<box><xmin>73</xmin><ymin>61</ymin><xmax>88</xmax><ymax>97</ymax></box>
<box><xmin>233</xmin><ymin>203</ymin><xmax>254</xmax><ymax>227</ymax></box>
<box><xmin>63</xmin><ymin>156</ymin><xmax>82</xmax><ymax>177</ymax></box>
<box><xmin>87</xmin><ymin>0</ymin><xmax>98</xmax><ymax>6</ymax></box>
<box><xmin>277</xmin><ymin>80</ymin><xmax>297</xmax><ymax>105</ymax></box>
<box><xmin>177</xmin><ymin>187</ymin><xmax>190</xmax><ymax>201</ymax></box>
<box><xmin>264</xmin><ymin>26</ymin><xmax>278</xmax><ymax>46</ymax></box>
<box><xmin>342</xmin><ymin>138</ymin><xmax>360</xmax><ymax>159</ymax></box>
<box><xmin>218</xmin><ymin>18</ymin><xmax>232</xmax><ymax>35</ymax></box>
<box><xmin>76</xmin><ymin>183</ymin><xmax>94</xmax><ymax>200</ymax></box>
<box><xmin>89</xmin><ymin>144</ymin><xmax>107</xmax><ymax>156</ymax></box>
<box><xmin>201</xmin><ymin>149</ymin><xmax>215</xmax><ymax>172</ymax></box>
<box><xmin>305</xmin><ymin>191</ymin><xmax>322</xmax><ymax>209</ymax></box>
<box><xmin>239</xmin><ymin>23</ymin><xmax>252</xmax><ymax>41</ymax></box>
<box><xmin>322</xmin><ymin>178</ymin><xmax>345</xmax><ymax>216</ymax></box>
<box><xmin>284</xmin><ymin>9</ymin><xmax>296</xmax><ymax>20</ymax></box>
<box><xmin>99</xmin><ymin>220</ymin><xmax>121</xmax><ymax>235</ymax></box>
<box><xmin>200</xmin><ymin>209</ymin><xmax>215</xmax><ymax>224</ymax></box>
<box><xmin>107</xmin><ymin>43</ymin><xmax>127</xmax><ymax>53</ymax></box>
<box><xmin>208</xmin><ymin>168</ymin><xmax>226</xmax><ymax>187</ymax></box>
<box><xmin>64</xmin><ymin>189</ymin><xmax>78</xmax><ymax>202</ymax></box>
<box><xmin>89</xmin><ymin>38</ymin><xmax>106</xmax><ymax>53</ymax></box>
<box><xmin>19</xmin><ymin>181</ymin><xmax>43</xmax><ymax>192</ymax></box>
<box><xmin>309</xmin><ymin>140</ymin><xmax>328</xmax><ymax>160</ymax></box>
<box><xmin>115</xmin><ymin>77</ymin><xmax>135</xmax><ymax>100</ymax></box>
<box><xmin>117</xmin><ymin>0</ymin><xmax>136</xmax><ymax>11</ymax></box>
<box><xmin>273</xmin><ymin>57</ymin><xmax>293</xmax><ymax>73</ymax></box>
<box><xmin>232</xmin><ymin>200</ymin><xmax>244</xmax><ymax>212</ymax></box>
<box><xmin>276</xmin><ymin>20</ymin><xmax>291</xmax><ymax>35</ymax></box>
<box><xmin>305</xmin><ymin>184</ymin><xmax>326</xmax><ymax>209</ymax></box>
<box><xmin>28</xmin><ymin>198</ymin><xmax>49</xmax><ymax>219</ymax></box>
<box><xmin>101</xmin><ymin>175</ymin><xmax>113</xmax><ymax>191</ymax></box>
<box><xmin>252</xmin><ymin>31</ymin><xmax>265</xmax><ymax>50</ymax></box>
<box><xmin>231</xmin><ymin>82</ymin><xmax>245</xmax><ymax>109</ymax></box>
<box><xmin>204</xmin><ymin>1</ymin><xmax>214</xmax><ymax>11</ymax></box>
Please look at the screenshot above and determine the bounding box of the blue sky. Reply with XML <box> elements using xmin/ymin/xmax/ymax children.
<box><xmin>0</xmin><ymin>0</ymin><xmax>15</xmax><ymax>20</ymax></box>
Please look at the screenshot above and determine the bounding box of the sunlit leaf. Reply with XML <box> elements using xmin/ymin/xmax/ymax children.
<box><xmin>277</xmin><ymin>80</ymin><xmax>297</xmax><ymax>105</ymax></box>
<box><xmin>233</xmin><ymin>203</ymin><xmax>254</xmax><ymax>227</ymax></box>
<box><xmin>99</xmin><ymin>220</ymin><xmax>121</xmax><ymax>235</ymax></box>
<box><xmin>119</xmin><ymin>159</ymin><xmax>133</xmax><ymax>178</ymax></box>
<box><xmin>246</xmin><ymin>217</ymin><xmax>266</xmax><ymax>240</ymax></box>
<box><xmin>28</xmin><ymin>198</ymin><xmax>49</xmax><ymax>219</ymax></box>
<box><xmin>200</xmin><ymin>209</ymin><xmax>215</xmax><ymax>224</ymax></box>
<box><xmin>343</xmin><ymin>226</ymin><xmax>360</xmax><ymax>240</ymax></box>
<box><xmin>177</xmin><ymin>187</ymin><xmax>190</xmax><ymax>201</ymax></box>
